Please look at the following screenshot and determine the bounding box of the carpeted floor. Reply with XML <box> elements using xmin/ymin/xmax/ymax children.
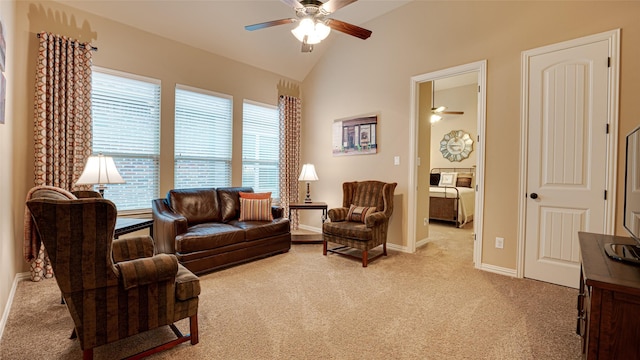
<box><xmin>0</xmin><ymin>223</ymin><xmax>582</xmax><ymax>359</ymax></box>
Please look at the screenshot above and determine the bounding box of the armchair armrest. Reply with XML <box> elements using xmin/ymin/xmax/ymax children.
<box><xmin>112</xmin><ymin>236</ymin><xmax>155</xmax><ymax>262</ymax></box>
<box><xmin>328</xmin><ymin>207</ymin><xmax>349</xmax><ymax>222</ymax></box>
<box><xmin>116</xmin><ymin>253</ymin><xmax>178</xmax><ymax>290</ymax></box>
<box><xmin>152</xmin><ymin>199</ymin><xmax>188</xmax><ymax>254</ymax></box>
<box><xmin>365</xmin><ymin>212</ymin><xmax>388</xmax><ymax>228</ymax></box>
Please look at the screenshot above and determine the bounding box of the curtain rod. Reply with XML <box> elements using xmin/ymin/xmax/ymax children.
<box><xmin>36</xmin><ymin>33</ymin><xmax>98</xmax><ymax>51</ymax></box>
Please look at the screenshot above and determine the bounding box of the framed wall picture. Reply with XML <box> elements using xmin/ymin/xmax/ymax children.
<box><xmin>332</xmin><ymin>114</ymin><xmax>378</xmax><ymax>156</ymax></box>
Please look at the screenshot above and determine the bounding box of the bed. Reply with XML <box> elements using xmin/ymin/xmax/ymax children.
<box><xmin>429</xmin><ymin>167</ymin><xmax>475</xmax><ymax>227</ymax></box>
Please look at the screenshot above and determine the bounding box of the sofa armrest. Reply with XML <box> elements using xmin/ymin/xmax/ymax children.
<box><xmin>152</xmin><ymin>199</ymin><xmax>188</xmax><ymax>254</ymax></box>
<box><xmin>271</xmin><ymin>205</ymin><xmax>284</xmax><ymax>219</ymax></box>
<box><xmin>112</xmin><ymin>236</ymin><xmax>155</xmax><ymax>262</ymax></box>
<box><xmin>365</xmin><ymin>212</ymin><xmax>387</xmax><ymax>228</ymax></box>
<box><xmin>328</xmin><ymin>207</ymin><xmax>349</xmax><ymax>222</ymax></box>
<box><xmin>116</xmin><ymin>253</ymin><xmax>178</xmax><ymax>291</ymax></box>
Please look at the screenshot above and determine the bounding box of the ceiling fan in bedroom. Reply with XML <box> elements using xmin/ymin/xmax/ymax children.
<box><xmin>430</xmin><ymin>106</ymin><xmax>464</xmax><ymax>123</ymax></box>
<box><xmin>244</xmin><ymin>0</ymin><xmax>372</xmax><ymax>53</ymax></box>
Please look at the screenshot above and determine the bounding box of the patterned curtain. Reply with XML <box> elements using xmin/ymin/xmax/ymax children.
<box><xmin>278</xmin><ymin>95</ymin><xmax>302</xmax><ymax>229</ymax></box>
<box><xmin>29</xmin><ymin>32</ymin><xmax>93</xmax><ymax>281</ymax></box>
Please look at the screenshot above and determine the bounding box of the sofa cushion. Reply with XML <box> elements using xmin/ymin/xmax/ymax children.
<box><xmin>218</xmin><ymin>187</ymin><xmax>254</xmax><ymax>222</ymax></box>
<box><xmin>239</xmin><ymin>198</ymin><xmax>273</xmax><ymax>221</ymax></box>
<box><xmin>168</xmin><ymin>188</ymin><xmax>221</xmax><ymax>225</ymax></box>
<box><xmin>230</xmin><ymin>218</ymin><xmax>291</xmax><ymax>242</ymax></box>
<box><xmin>175</xmin><ymin>223</ymin><xmax>244</xmax><ymax>253</ymax></box>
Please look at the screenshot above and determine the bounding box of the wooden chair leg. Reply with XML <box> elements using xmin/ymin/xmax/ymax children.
<box><xmin>383</xmin><ymin>242</ymin><xmax>387</xmax><ymax>256</ymax></box>
<box><xmin>83</xmin><ymin>348</ymin><xmax>93</xmax><ymax>360</ymax></box>
<box><xmin>362</xmin><ymin>250</ymin><xmax>368</xmax><ymax>267</ymax></box>
<box><xmin>190</xmin><ymin>314</ymin><xmax>199</xmax><ymax>345</ymax></box>
<box><xmin>323</xmin><ymin>239</ymin><xmax>327</xmax><ymax>255</ymax></box>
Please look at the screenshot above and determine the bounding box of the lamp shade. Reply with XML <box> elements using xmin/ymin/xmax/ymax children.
<box><xmin>298</xmin><ymin>164</ymin><xmax>319</xmax><ymax>181</ymax></box>
<box><xmin>75</xmin><ymin>154</ymin><xmax>125</xmax><ymax>186</ymax></box>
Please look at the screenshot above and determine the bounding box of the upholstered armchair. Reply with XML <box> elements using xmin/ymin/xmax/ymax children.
<box><xmin>322</xmin><ymin>181</ymin><xmax>397</xmax><ymax>267</ymax></box>
<box><xmin>26</xmin><ymin>197</ymin><xmax>200</xmax><ymax>360</ymax></box>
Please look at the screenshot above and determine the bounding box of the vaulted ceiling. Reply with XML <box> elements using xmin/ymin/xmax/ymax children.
<box><xmin>59</xmin><ymin>0</ymin><xmax>412</xmax><ymax>81</ymax></box>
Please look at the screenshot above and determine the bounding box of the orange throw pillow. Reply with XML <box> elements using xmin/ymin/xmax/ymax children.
<box><xmin>239</xmin><ymin>192</ymin><xmax>272</xmax><ymax>199</ymax></box>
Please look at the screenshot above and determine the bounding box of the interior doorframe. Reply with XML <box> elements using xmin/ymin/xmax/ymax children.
<box><xmin>516</xmin><ymin>29</ymin><xmax>620</xmax><ymax>278</ymax></box>
<box><xmin>408</xmin><ymin>60</ymin><xmax>487</xmax><ymax>268</ymax></box>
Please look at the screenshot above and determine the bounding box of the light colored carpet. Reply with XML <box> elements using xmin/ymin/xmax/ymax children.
<box><xmin>0</xmin><ymin>223</ymin><xmax>582</xmax><ymax>359</ymax></box>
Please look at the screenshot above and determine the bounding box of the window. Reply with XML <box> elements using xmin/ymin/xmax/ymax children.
<box><xmin>175</xmin><ymin>85</ymin><xmax>233</xmax><ymax>189</ymax></box>
<box><xmin>91</xmin><ymin>68</ymin><xmax>161</xmax><ymax>211</ymax></box>
<box><xmin>242</xmin><ymin>100</ymin><xmax>280</xmax><ymax>200</ymax></box>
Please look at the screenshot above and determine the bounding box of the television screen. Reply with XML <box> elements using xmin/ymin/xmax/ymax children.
<box><xmin>624</xmin><ymin>125</ymin><xmax>640</xmax><ymax>242</ymax></box>
<box><xmin>604</xmin><ymin>125</ymin><xmax>640</xmax><ymax>264</ymax></box>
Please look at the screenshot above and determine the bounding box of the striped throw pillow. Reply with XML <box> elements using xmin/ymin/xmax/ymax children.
<box><xmin>239</xmin><ymin>198</ymin><xmax>273</xmax><ymax>221</ymax></box>
<box><xmin>347</xmin><ymin>204</ymin><xmax>376</xmax><ymax>223</ymax></box>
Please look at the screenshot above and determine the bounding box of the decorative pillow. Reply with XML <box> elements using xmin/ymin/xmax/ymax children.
<box><xmin>239</xmin><ymin>198</ymin><xmax>273</xmax><ymax>221</ymax></box>
<box><xmin>438</xmin><ymin>172</ymin><xmax>458</xmax><ymax>187</ymax></box>
<box><xmin>429</xmin><ymin>173</ymin><xmax>441</xmax><ymax>186</ymax></box>
<box><xmin>346</xmin><ymin>204</ymin><xmax>376</xmax><ymax>224</ymax></box>
<box><xmin>239</xmin><ymin>192</ymin><xmax>272</xmax><ymax>199</ymax></box>
<box><xmin>456</xmin><ymin>177</ymin><xmax>473</xmax><ymax>188</ymax></box>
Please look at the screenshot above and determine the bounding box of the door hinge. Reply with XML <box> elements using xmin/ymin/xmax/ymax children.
<box><xmin>477</xmin><ymin>135</ymin><xmax>480</xmax><ymax>142</ymax></box>
<box><xmin>478</xmin><ymin>85</ymin><xmax>481</xmax><ymax>93</ymax></box>
<box><xmin>606</xmin><ymin>123</ymin><xmax>609</xmax><ymax>134</ymax></box>
<box><xmin>604</xmin><ymin>190</ymin><xmax>607</xmax><ymax>200</ymax></box>
<box><xmin>608</xmin><ymin>57</ymin><xmax>611</xmax><ymax>67</ymax></box>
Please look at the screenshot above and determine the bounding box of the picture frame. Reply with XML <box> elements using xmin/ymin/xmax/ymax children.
<box><xmin>332</xmin><ymin>114</ymin><xmax>378</xmax><ymax>156</ymax></box>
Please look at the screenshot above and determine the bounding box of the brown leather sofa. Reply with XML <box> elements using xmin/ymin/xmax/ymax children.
<box><xmin>152</xmin><ymin>187</ymin><xmax>291</xmax><ymax>274</ymax></box>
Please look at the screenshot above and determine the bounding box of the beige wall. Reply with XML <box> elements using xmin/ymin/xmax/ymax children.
<box><xmin>1</xmin><ymin>0</ymin><xmax>299</xmax><ymax>319</ymax></box>
<box><xmin>301</xmin><ymin>1</ymin><xmax>640</xmax><ymax>268</ymax></box>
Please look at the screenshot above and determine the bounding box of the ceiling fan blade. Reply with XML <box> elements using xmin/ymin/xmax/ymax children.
<box><xmin>245</xmin><ymin>18</ymin><xmax>296</xmax><ymax>31</ymax></box>
<box><xmin>321</xmin><ymin>0</ymin><xmax>358</xmax><ymax>14</ymax></box>
<box><xmin>281</xmin><ymin>0</ymin><xmax>305</xmax><ymax>10</ymax></box>
<box><xmin>326</xmin><ymin>18</ymin><xmax>372</xmax><ymax>40</ymax></box>
<box><xmin>441</xmin><ymin>111</ymin><xmax>464</xmax><ymax>115</ymax></box>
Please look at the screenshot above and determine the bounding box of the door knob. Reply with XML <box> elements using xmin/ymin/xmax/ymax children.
<box><xmin>530</xmin><ymin>193</ymin><xmax>538</xmax><ymax>199</ymax></box>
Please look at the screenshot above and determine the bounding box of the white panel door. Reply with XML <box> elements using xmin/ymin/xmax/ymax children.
<box><xmin>524</xmin><ymin>39</ymin><xmax>610</xmax><ymax>288</ymax></box>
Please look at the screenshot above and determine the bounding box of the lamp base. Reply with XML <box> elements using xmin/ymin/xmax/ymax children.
<box><xmin>304</xmin><ymin>182</ymin><xmax>312</xmax><ymax>203</ymax></box>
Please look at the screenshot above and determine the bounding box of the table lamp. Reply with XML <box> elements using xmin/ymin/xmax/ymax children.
<box><xmin>75</xmin><ymin>153</ymin><xmax>125</xmax><ymax>197</ymax></box>
<box><xmin>298</xmin><ymin>163</ymin><xmax>319</xmax><ymax>203</ymax></box>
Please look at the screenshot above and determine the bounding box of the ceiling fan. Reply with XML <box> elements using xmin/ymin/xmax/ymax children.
<box><xmin>245</xmin><ymin>0</ymin><xmax>372</xmax><ymax>53</ymax></box>
<box><xmin>430</xmin><ymin>106</ymin><xmax>464</xmax><ymax>123</ymax></box>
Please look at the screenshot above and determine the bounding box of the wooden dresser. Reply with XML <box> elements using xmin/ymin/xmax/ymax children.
<box><xmin>578</xmin><ymin>232</ymin><xmax>640</xmax><ymax>359</ymax></box>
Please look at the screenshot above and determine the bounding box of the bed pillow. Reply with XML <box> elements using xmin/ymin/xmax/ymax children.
<box><xmin>239</xmin><ymin>198</ymin><xmax>273</xmax><ymax>221</ymax></box>
<box><xmin>347</xmin><ymin>204</ymin><xmax>376</xmax><ymax>223</ymax></box>
<box><xmin>438</xmin><ymin>172</ymin><xmax>458</xmax><ymax>187</ymax></box>
<box><xmin>430</xmin><ymin>173</ymin><xmax>441</xmax><ymax>186</ymax></box>
<box><xmin>239</xmin><ymin>191</ymin><xmax>272</xmax><ymax>199</ymax></box>
<box><xmin>456</xmin><ymin>177</ymin><xmax>473</xmax><ymax>188</ymax></box>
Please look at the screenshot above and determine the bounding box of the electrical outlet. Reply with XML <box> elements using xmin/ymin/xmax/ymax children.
<box><xmin>423</xmin><ymin>218</ymin><xmax>428</xmax><ymax>226</ymax></box>
<box><xmin>495</xmin><ymin>237</ymin><xmax>504</xmax><ymax>249</ymax></box>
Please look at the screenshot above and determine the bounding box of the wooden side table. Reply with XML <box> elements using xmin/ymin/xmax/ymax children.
<box><xmin>288</xmin><ymin>202</ymin><xmax>327</xmax><ymax>244</ymax></box>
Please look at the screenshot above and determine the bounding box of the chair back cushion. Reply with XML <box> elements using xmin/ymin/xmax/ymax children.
<box><xmin>168</xmin><ymin>188</ymin><xmax>221</xmax><ymax>225</ymax></box>
<box><xmin>344</xmin><ymin>181</ymin><xmax>386</xmax><ymax>211</ymax></box>
<box><xmin>26</xmin><ymin>198</ymin><xmax>120</xmax><ymax>293</ymax></box>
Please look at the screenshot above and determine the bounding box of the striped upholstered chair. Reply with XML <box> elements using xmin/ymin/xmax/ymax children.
<box><xmin>26</xmin><ymin>197</ymin><xmax>200</xmax><ymax>360</ymax></box>
<box><xmin>322</xmin><ymin>181</ymin><xmax>397</xmax><ymax>267</ymax></box>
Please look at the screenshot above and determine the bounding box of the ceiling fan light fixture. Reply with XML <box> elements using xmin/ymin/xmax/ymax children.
<box><xmin>291</xmin><ymin>18</ymin><xmax>331</xmax><ymax>44</ymax></box>
<box><xmin>433</xmin><ymin>106</ymin><xmax>447</xmax><ymax>113</ymax></box>
<box><xmin>430</xmin><ymin>114</ymin><xmax>442</xmax><ymax>123</ymax></box>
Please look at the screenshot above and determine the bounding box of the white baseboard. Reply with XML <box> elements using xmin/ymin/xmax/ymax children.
<box><xmin>477</xmin><ymin>263</ymin><xmax>517</xmax><ymax>277</ymax></box>
<box><xmin>298</xmin><ymin>224</ymin><xmax>321</xmax><ymax>233</ymax></box>
<box><xmin>0</xmin><ymin>272</ymin><xmax>30</xmax><ymax>342</ymax></box>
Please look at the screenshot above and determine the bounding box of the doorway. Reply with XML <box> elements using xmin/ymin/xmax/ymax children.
<box><xmin>408</xmin><ymin>61</ymin><xmax>487</xmax><ymax>267</ymax></box>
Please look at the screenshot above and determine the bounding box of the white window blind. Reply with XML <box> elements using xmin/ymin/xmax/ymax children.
<box><xmin>91</xmin><ymin>69</ymin><xmax>161</xmax><ymax>211</ymax></box>
<box><xmin>242</xmin><ymin>100</ymin><xmax>280</xmax><ymax>200</ymax></box>
<box><xmin>175</xmin><ymin>85</ymin><xmax>233</xmax><ymax>189</ymax></box>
